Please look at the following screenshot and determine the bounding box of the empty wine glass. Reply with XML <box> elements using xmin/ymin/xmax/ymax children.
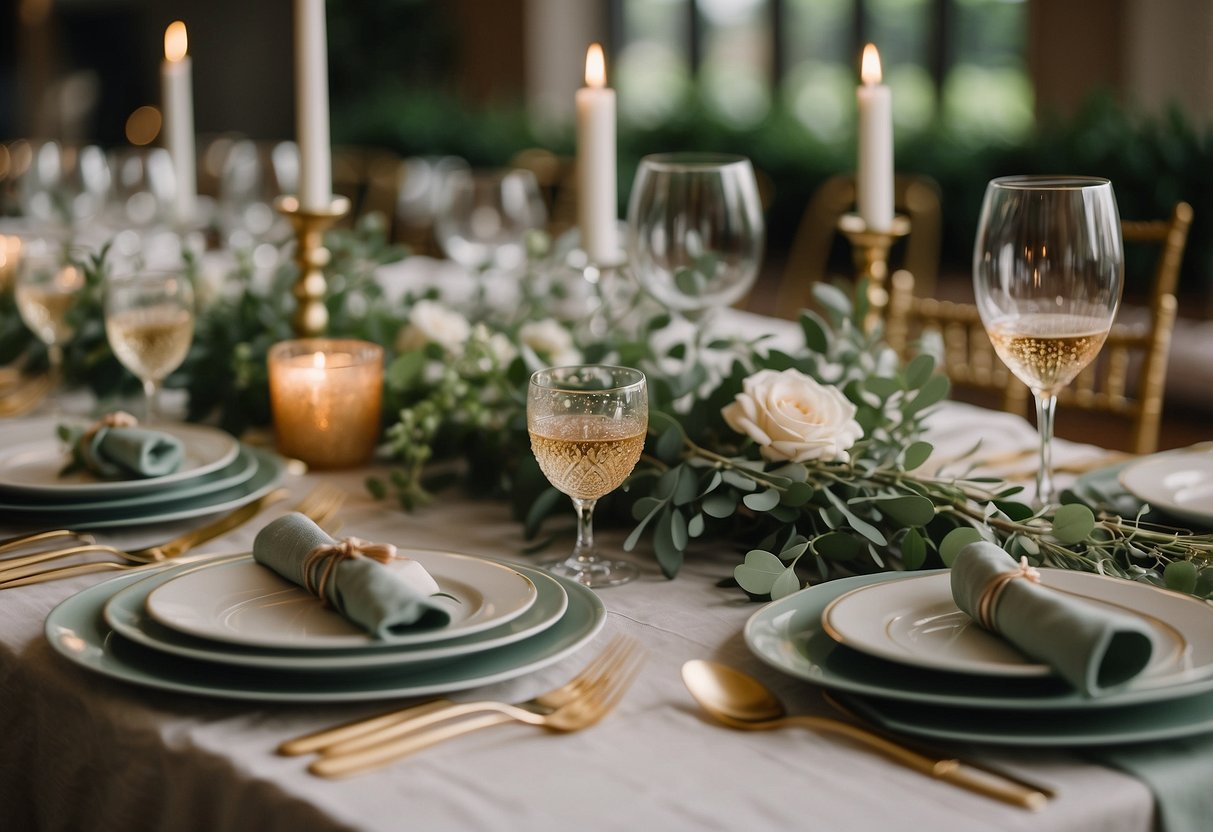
<box><xmin>973</xmin><ymin>176</ymin><xmax>1123</xmax><ymax>504</ymax></box>
<box><xmin>528</xmin><ymin>365</ymin><xmax>648</xmax><ymax>588</ymax></box>
<box><xmin>434</xmin><ymin>168</ymin><xmax>547</xmax><ymax>273</ymax></box>
<box><xmin>104</xmin><ymin>271</ymin><xmax>195</xmax><ymax>423</ymax></box>
<box><xmin>15</xmin><ymin>240</ymin><xmax>85</xmax><ymax>410</ymax></box>
<box><xmin>626</xmin><ymin>153</ymin><xmax>764</xmax><ymax>324</ymax></box>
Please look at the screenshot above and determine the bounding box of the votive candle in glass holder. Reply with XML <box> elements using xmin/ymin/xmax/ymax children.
<box><xmin>267</xmin><ymin>338</ymin><xmax>383</xmax><ymax>469</ymax></box>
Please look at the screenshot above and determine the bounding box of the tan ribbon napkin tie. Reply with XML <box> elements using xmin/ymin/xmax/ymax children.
<box><xmin>82</xmin><ymin>411</ymin><xmax>139</xmax><ymax>446</ymax></box>
<box><xmin>976</xmin><ymin>556</ymin><xmax>1041</xmax><ymax>631</ymax></box>
<box><xmin>302</xmin><ymin>537</ymin><xmax>399</xmax><ymax>603</ymax></box>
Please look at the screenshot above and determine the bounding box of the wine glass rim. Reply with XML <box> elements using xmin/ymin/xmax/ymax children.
<box><xmin>989</xmin><ymin>175</ymin><xmax>1111</xmax><ymax>191</ymax></box>
<box><xmin>638</xmin><ymin>152</ymin><xmax>751</xmax><ymax>172</ymax></box>
<box><xmin>530</xmin><ymin>364</ymin><xmax>646</xmax><ymax>393</ymax></box>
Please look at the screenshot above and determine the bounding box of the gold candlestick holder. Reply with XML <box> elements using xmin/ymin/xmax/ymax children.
<box><xmin>837</xmin><ymin>212</ymin><xmax>911</xmax><ymax>329</ymax></box>
<box><xmin>274</xmin><ymin>195</ymin><xmax>351</xmax><ymax>337</ymax></box>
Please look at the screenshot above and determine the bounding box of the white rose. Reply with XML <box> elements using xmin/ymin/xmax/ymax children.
<box><xmin>721</xmin><ymin>368</ymin><xmax>863</xmax><ymax>463</ymax></box>
<box><xmin>486</xmin><ymin>332</ymin><xmax>517</xmax><ymax>366</ymax></box>
<box><xmin>396</xmin><ymin>300</ymin><xmax>471</xmax><ymax>354</ymax></box>
<box><xmin>520</xmin><ymin>319</ymin><xmax>580</xmax><ymax>366</ymax></box>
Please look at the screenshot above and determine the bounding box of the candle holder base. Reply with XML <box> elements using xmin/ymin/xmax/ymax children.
<box><xmin>837</xmin><ymin>212</ymin><xmax>911</xmax><ymax>329</ymax></box>
<box><xmin>275</xmin><ymin>195</ymin><xmax>351</xmax><ymax>337</ymax></box>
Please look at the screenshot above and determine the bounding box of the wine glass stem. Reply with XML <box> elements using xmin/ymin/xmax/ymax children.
<box><xmin>46</xmin><ymin>344</ymin><xmax>63</xmax><ymax>417</ymax></box>
<box><xmin>570</xmin><ymin>497</ymin><xmax>598</xmax><ymax>565</ymax></box>
<box><xmin>1033</xmin><ymin>392</ymin><xmax>1058</xmax><ymax>506</ymax></box>
<box><xmin>144</xmin><ymin>379</ymin><xmax>160</xmax><ymax>424</ymax></box>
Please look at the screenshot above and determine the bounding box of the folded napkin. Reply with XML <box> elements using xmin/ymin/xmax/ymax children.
<box><xmin>951</xmin><ymin>542</ymin><xmax>1154</xmax><ymax>696</ymax></box>
<box><xmin>252</xmin><ymin>513</ymin><xmax>451</xmax><ymax>639</ymax></box>
<box><xmin>1090</xmin><ymin>735</ymin><xmax>1213</xmax><ymax>832</ymax></box>
<box><xmin>59</xmin><ymin>413</ymin><xmax>184</xmax><ymax>479</ymax></box>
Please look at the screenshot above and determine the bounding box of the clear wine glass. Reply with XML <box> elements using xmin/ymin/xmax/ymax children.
<box><xmin>14</xmin><ymin>240</ymin><xmax>85</xmax><ymax>409</ymax></box>
<box><xmin>528</xmin><ymin>365</ymin><xmax>648</xmax><ymax>588</ymax></box>
<box><xmin>434</xmin><ymin>168</ymin><xmax>547</xmax><ymax>273</ymax></box>
<box><xmin>973</xmin><ymin>176</ymin><xmax>1123</xmax><ymax>505</ymax></box>
<box><xmin>626</xmin><ymin>153</ymin><xmax>764</xmax><ymax>327</ymax></box>
<box><xmin>104</xmin><ymin>271</ymin><xmax>195</xmax><ymax>423</ymax></box>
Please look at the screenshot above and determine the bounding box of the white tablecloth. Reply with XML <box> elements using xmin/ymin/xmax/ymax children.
<box><xmin>0</xmin><ymin>399</ymin><xmax>1157</xmax><ymax>832</ymax></box>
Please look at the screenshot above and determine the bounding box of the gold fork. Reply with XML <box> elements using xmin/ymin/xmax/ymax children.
<box><xmin>279</xmin><ymin>635</ymin><xmax>635</xmax><ymax>756</ymax></box>
<box><xmin>0</xmin><ymin>373</ymin><xmax>52</xmax><ymax>417</ymax></box>
<box><xmin>0</xmin><ymin>484</ymin><xmax>346</xmax><ymax>588</ymax></box>
<box><xmin>310</xmin><ymin>638</ymin><xmax>646</xmax><ymax>778</ymax></box>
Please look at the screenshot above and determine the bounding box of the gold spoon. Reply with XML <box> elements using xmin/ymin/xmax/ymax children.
<box><xmin>680</xmin><ymin>660</ymin><xmax>1047</xmax><ymax>811</ymax></box>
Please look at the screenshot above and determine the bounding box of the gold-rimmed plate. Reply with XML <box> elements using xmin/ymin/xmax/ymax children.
<box><xmin>821</xmin><ymin>571</ymin><xmax>1195</xmax><ymax>679</ymax></box>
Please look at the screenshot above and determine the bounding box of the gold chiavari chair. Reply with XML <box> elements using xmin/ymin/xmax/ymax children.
<box><xmin>774</xmin><ymin>172</ymin><xmax>942</xmax><ymax>319</ymax></box>
<box><xmin>886</xmin><ymin>201</ymin><xmax>1193</xmax><ymax>454</ymax></box>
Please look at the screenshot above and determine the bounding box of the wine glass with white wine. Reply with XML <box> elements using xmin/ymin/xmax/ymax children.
<box><xmin>104</xmin><ymin>272</ymin><xmax>195</xmax><ymax>423</ymax></box>
<box><xmin>973</xmin><ymin>176</ymin><xmax>1123</xmax><ymax>505</ymax></box>
<box><xmin>528</xmin><ymin>365</ymin><xmax>647</xmax><ymax>588</ymax></box>
<box><xmin>14</xmin><ymin>240</ymin><xmax>86</xmax><ymax>411</ymax></box>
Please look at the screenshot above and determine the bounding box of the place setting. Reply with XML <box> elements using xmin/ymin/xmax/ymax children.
<box><xmin>0</xmin><ymin>413</ymin><xmax>287</xmax><ymax>529</ymax></box>
<box><xmin>43</xmin><ymin>511</ymin><xmax>607</xmax><ymax>702</ymax></box>
<box><xmin>745</xmin><ymin>540</ymin><xmax>1213</xmax><ymax>746</ymax></box>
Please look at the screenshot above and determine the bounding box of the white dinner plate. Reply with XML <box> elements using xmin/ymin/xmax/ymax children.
<box><xmin>145</xmin><ymin>551</ymin><xmax>539</xmax><ymax>649</ymax></box>
<box><xmin>1119</xmin><ymin>448</ymin><xmax>1213</xmax><ymax>527</ymax></box>
<box><xmin>45</xmin><ymin>566</ymin><xmax>605</xmax><ymax>702</ymax></box>
<box><xmin>0</xmin><ymin>417</ymin><xmax>240</xmax><ymax>498</ymax></box>
<box><xmin>746</xmin><ymin>570</ymin><xmax>1213</xmax><ymax>710</ymax></box>
<box><xmin>104</xmin><ymin>557</ymin><xmax>568</xmax><ymax>671</ymax></box>
<box><xmin>822</xmin><ymin>570</ymin><xmax>1195</xmax><ymax>679</ymax></box>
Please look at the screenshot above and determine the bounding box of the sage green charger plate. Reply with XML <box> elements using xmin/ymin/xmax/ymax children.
<box><xmin>838</xmin><ymin>688</ymin><xmax>1213</xmax><ymax>746</ymax></box>
<box><xmin>0</xmin><ymin>447</ymin><xmax>285</xmax><ymax>530</ymax></box>
<box><xmin>45</xmin><ymin>562</ymin><xmax>604</xmax><ymax>701</ymax></box>
<box><xmin>104</xmin><ymin>558</ymin><xmax>569</xmax><ymax>671</ymax></box>
<box><xmin>745</xmin><ymin>570</ymin><xmax>1213</xmax><ymax>711</ymax></box>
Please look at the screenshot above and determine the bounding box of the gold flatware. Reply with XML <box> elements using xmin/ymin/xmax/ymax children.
<box><xmin>0</xmin><ymin>484</ymin><xmax>345</xmax><ymax>589</ymax></box>
<box><xmin>280</xmin><ymin>635</ymin><xmax>635</xmax><ymax>756</ymax></box>
<box><xmin>681</xmin><ymin>660</ymin><xmax>1047</xmax><ymax>811</ymax></box>
<box><xmin>0</xmin><ymin>528</ymin><xmax>94</xmax><ymax>556</ymax></box>
<box><xmin>309</xmin><ymin>637</ymin><xmax>645</xmax><ymax>778</ymax></box>
<box><xmin>0</xmin><ymin>373</ymin><xmax>52</xmax><ymax>417</ymax></box>
<box><xmin>820</xmin><ymin>691</ymin><xmax>1057</xmax><ymax>800</ymax></box>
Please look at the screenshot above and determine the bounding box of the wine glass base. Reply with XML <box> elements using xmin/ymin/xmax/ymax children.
<box><xmin>540</xmin><ymin>557</ymin><xmax>639</xmax><ymax>588</ymax></box>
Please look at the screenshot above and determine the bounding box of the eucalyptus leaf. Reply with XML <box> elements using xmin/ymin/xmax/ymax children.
<box><xmin>734</xmin><ymin>550</ymin><xmax>785</xmax><ymax>595</ymax></box>
<box><xmin>1164</xmin><ymin>560</ymin><xmax>1199</xmax><ymax>594</ymax></box>
<box><xmin>859</xmin><ymin>495</ymin><xmax>935</xmax><ymax>527</ymax></box>
<box><xmin>654</xmin><ymin>509</ymin><xmax>684</xmax><ymax>578</ymax></box>
<box><xmin>901</xmin><ymin>528</ymin><xmax>927</xmax><ymax>569</ymax></box>
<box><xmin>814</xmin><ymin>531</ymin><xmax>861</xmax><ymax>562</ymax></box>
<box><xmin>743</xmin><ymin>488</ymin><xmax>782</xmax><ymax>511</ymax></box>
<box><xmin>1051</xmin><ymin>503</ymin><xmax>1096</xmax><ymax>545</ymax></box>
<box><xmin>903</xmin><ymin>353</ymin><xmax>935</xmax><ymax>388</ymax></box>
<box><xmin>903</xmin><ymin>374</ymin><xmax>950</xmax><ymax>416</ymax></box>
<box><xmin>687</xmin><ymin>513</ymin><xmax>705</xmax><ymax>538</ymax></box>
<box><xmin>771</xmin><ymin>566</ymin><xmax>802</xmax><ymax>600</ymax></box>
<box><xmin>702</xmin><ymin>491</ymin><xmax>739</xmax><ymax>518</ymax></box>
<box><xmin>939</xmin><ymin>527</ymin><xmax>985</xmax><ymax>566</ymax></box>
<box><xmin>901</xmin><ymin>441</ymin><xmax>933</xmax><ymax>472</ymax></box>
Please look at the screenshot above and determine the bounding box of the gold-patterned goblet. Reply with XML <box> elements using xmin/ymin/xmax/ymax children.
<box><xmin>528</xmin><ymin>365</ymin><xmax>648</xmax><ymax>588</ymax></box>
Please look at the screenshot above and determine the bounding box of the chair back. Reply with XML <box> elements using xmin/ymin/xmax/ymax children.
<box><xmin>775</xmin><ymin>172</ymin><xmax>941</xmax><ymax>318</ymax></box>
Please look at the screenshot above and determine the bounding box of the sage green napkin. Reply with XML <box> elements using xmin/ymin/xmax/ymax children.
<box><xmin>951</xmin><ymin>542</ymin><xmax>1154</xmax><ymax>696</ymax></box>
<box><xmin>252</xmin><ymin>513</ymin><xmax>450</xmax><ymax>639</ymax></box>
<box><xmin>61</xmin><ymin>423</ymin><xmax>184</xmax><ymax>479</ymax></box>
<box><xmin>1091</xmin><ymin>735</ymin><xmax>1213</xmax><ymax>832</ymax></box>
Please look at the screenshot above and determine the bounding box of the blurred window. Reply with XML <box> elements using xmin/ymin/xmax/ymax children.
<box><xmin>613</xmin><ymin>0</ymin><xmax>1032</xmax><ymax>139</ymax></box>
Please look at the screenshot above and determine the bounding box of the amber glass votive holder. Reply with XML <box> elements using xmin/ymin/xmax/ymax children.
<box><xmin>267</xmin><ymin>338</ymin><xmax>384</xmax><ymax>469</ymax></box>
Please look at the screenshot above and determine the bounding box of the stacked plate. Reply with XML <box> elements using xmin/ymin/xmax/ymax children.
<box><xmin>45</xmin><ymin>549</ymin><xmax>605</xmax><ymax>701</ymax></box>
<box><xmin>746</xmin><ymin>568</ymin><xmax>1213</xmax><ymax>746</ymax></box>
<box><xmin>0</xmin><ymin>417</ymin><xmax>286</xmax><ymax>528</ymax></box>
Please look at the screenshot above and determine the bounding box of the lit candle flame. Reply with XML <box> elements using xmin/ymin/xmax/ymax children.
<box><xmin>311</xmin><ymin>352</ymin><xmax>327</xmax><ymax>370</ymax></box>
<box><xmin>585</xmin><ymin>43</ymin><xmax>606</xmax><ymax>89</ymax></box>
<box><xmin>165</xmin><ymin>21</ymin><xmax>188</xmax><ymax>63</ymax></box>
<box><xmin>861</xmin><ymin>43</ymin><xmax>882</xmax><ymax>86</ymax></box>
